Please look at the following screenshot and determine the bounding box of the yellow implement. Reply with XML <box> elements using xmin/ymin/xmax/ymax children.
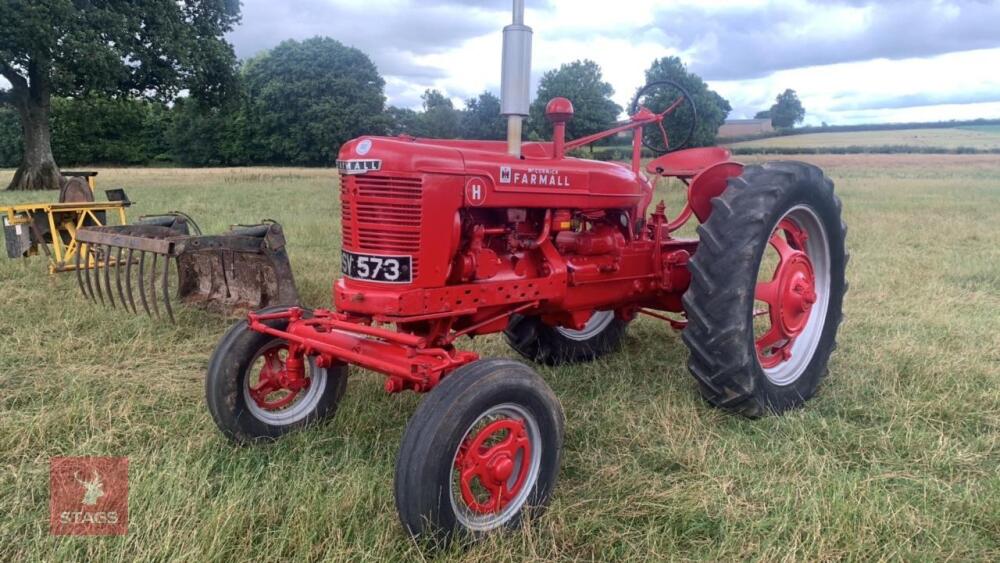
<box><xmin>2</xmin><ymin>200</ymin><xmax>129</xmax><ymax>273</ymax></box>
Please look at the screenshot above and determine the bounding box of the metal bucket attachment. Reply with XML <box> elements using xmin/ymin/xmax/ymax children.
<box><xmin>75</xmin><ymin>217</ymin><xmax>298</xmax><ymax>321</ymax></box>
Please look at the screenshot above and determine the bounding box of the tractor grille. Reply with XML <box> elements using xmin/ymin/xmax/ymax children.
<box><xmin>341</xmin><ymin>174</ymin><xmax>423</xmax><ymax>276</ymax></box>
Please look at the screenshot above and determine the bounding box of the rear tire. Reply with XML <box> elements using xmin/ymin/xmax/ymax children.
<box><xmin>206</xmin><ymin>307</ymin><xmax>349</xmax><ymax>443</ymax></box>
<box><xmin>504</xmin><ymin>311</ymin><xmax>628</xmax><ymax>365</ymax></box>
<box><xmin>682</xmin><ymin>161</ymin><xmax>847</xmax><ymax>417</ymax></box>
<box><xmin>394</xmin><ymin>359</ymin><xmax>564</xmax><ymax>541</ymax></box>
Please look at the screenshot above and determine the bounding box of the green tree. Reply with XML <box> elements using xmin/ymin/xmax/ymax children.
<box><xmin>0</xmin><ymin>0</ymin><xmax>240</xmax><ymax>190</ymax></box>
<box><xmin>461</xmin><ymin>91</ymin><xmax>505</xmax><ymax>140</ymax></box>
<box><xmin>0</xmin><ymin>107</ymin><xmax>21</xmax><ymax>168</ymax></box>
<box><xmin>529</xmin><ymin>60</ymin><xmax>621</xmax><ymax>141</ymax></box>
<box><xmin>770</xmin><ymin>89</ymin><xmax>805</xmax><ymax>128</ymax></box>
<box><xmin>385</xmin><ymin>106</ymin><xmax>423</xmax><ymax>137</ymax></box>
<box><xmin>166</xmin><ymin>97</ymin><xmax>248</xmax><ymax>166</ymax></box>
<box><xmin>754</xmin><ymin>109</ymin><xmax>771</xmax><ymax>120</ymax></box>
<box><xmin>418</xmin><ymin>89</ymin><xmax>461</xmax><ymax>139</ymax></box>
<box><xmin>640</xmin><ymin>57</ymin><xmax>731</xmax><ymax>148</ymax></box>
<box><xmin>242</xmin><ymin>37</ymin><xmax>386</xmax><ymax>165</ymax></box>
<box><xmin>50</xmin><ymin>96</ymin><xmax>163</xmax><ymax>165</ymax></box>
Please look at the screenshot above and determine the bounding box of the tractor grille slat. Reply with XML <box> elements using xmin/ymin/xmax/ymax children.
<box><xmin>341</xmin><ymin>175</ymin><xmax>423</xmax><ymax>276</ymax></box>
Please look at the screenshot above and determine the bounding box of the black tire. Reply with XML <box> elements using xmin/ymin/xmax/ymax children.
<box><xmin>394</xmin><ymin>359</ymin><xmax>564</xmax><ymax>541</ymax></box>
<box><xmin>206</xmin><ymin>307</ymin><xmax>349</xmax><ymax>443</ymax></box>
<box><xmin>504</xmin><ymin>311</ymin><xmax>628</xmax><ymax>365</ymax></box>
<box><xmin>682</xmin><ymin>161</ymin><xmax>847</xmax><ymax>417</ymax></box>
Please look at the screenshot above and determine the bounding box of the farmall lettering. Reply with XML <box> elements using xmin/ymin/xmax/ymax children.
<box><xmin>499</xmin><ymin>166</ymin><xmax>575</xmax><ymax>188</ymax></box>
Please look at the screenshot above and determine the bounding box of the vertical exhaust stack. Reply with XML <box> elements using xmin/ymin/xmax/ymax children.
<box><xmin>501</xmin><ymin>0</ymin><xmax>532</xmax><ymax>157</ymax></box>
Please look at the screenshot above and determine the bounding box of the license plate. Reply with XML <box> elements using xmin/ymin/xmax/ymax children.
<box><xmin>341</xmin><ymin>250</ymin><xmax>412</xmax><ymax>283</ymax></box>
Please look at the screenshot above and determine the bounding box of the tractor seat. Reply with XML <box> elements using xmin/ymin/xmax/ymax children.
<box><xmin>646</xmin><ymin>147</ymin><xmax>732</xmax><ymax>178</ymax></box>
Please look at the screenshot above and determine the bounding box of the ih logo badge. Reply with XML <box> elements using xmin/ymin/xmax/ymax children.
<box><xmin>465</xmin><ymin>177</ymin><xmax>488</xmax><ymax>206</ymax></box>
<box><xmin>499</xmin><ymin>166</ymin><xmax>512</xmax><ymax>184</ymax></box>
<box><xmin>50</xmin><ymin>457</ymin><xmax>128</xmax><ymax>536</ymax></box>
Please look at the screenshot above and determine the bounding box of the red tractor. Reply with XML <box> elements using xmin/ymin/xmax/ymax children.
<box><xmin>205</xmin><ymin>1</ymin><xmax>846</xmax><ymax>541</ymax></box>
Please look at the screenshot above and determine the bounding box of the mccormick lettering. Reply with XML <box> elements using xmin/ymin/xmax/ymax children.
<box><xmin>501</xmin><ymin>167</ymin><xmax>572</xmax><ymax>187</ymax></box>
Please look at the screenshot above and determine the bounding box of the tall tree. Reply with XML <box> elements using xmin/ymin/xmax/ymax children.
<box><xmin>418</xmin><ymin>89</ymin><xmax>461</xmax><ymax>139</ymax></box>
<box><xmin>242</xmin><ymin>37</ymin><xmax>386</xmax><ymax>165</ymax></box>
<box><xmin>529</xmin><ymin>60</ymin><xmax>621</xmax><ymax>141</ymax></box>
<box><xmin>0</xmin><ymin>0</ymin><xmax>241</xmax><ymax>190</ymax></box>
<box><xmin>754</xmin><ymin>109</ymin><xmax>772</xmax><ymax>120</ymax></box>
<box><xmin>385</xmin><ymin>106</ymin><xmax>423</xmax><ymax>137</ymax></box>
<box><xmin>770</xmin><ymin>89</ymin><xmax>806</xmax><ymax>128</ymax></box>
<box><xmin>640</xmin><ymin>57</ymin><xmax>731</xmax><ymax>148</ymax></box>
<box><xmin>461</xmin><ymin>91</ymin><xmax>505</xmax><ymax>140</ymax></box>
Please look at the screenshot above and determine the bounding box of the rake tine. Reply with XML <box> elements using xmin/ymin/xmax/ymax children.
<box><xmin>125</xmin><ymin>248</ymin><xmax>138</xmax><ymax>314</ymax></box>
<box><xmin>91</xmin><ymin>246</ymin><xmax>105</xmax><ymax>305</ymax></box>
<box><xmin>162</xmin><ymin>255</ymin><xmax>175</xmax><ymax>323</ymax></box>
<box><xmin>149</xmin><ymin>253</ymin><xmax>160</xmax><ymax>318</ymax></box>
<box><xmin>82</xmin><ymin>244</ymin><xmax>97</xmax><ymax>302</ymax></box>
<box><xmin>114</xmin><ymin>246</ymin><xmax>128</xmax><ymax>313</ymax></box>
<box><xmin>75</xmin><ymin>243</ymin><xmax>89</xmax><ymax>300</ymax></box>
<box><xmin>137</xmin><ymin>251</ymin><xmax>152</xmax><ymax>316</ymax></box>
<box><xmin>103</xmin><ymin>245</ymin><xmax>116</xmax><ymax>308</ymax></box>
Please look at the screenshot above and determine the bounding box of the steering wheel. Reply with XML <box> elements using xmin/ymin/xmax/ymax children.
<box><xmin>629</xmin><ymin>80</ymin><xmax>698</xmax><ymax>154</ymax></box>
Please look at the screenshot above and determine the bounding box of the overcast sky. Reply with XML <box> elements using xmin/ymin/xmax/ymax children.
<box><xmin>228</xmin><ymin>0</ymin><xmax>1000</xmax><ymax>125</ymax></box>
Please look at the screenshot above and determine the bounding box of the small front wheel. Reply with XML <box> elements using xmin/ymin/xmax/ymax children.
<box><xmin>394</xmin><ymin>359</ymin><xmax>564</xmax><ymax>540</ymax></box>
<box><xmin>205</xmin><ymin>308</ymin><xmax>348</xmax><ymax>443</ymax></box>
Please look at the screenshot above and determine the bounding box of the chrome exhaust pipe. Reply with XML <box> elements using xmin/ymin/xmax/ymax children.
<box><xmin>501</xmin><ymin>0</ymin><xmax>532</xmax><ymax>157</ymax></box>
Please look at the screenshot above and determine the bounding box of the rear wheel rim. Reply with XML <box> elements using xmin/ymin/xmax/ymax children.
<box><xmin>555</xmin><ymin>310</ymin><xmax>615</xmax><ymax>341</ymax></box>
<box><xmin>242</xmin><ymin>341</ymin><xmax>328</xmax><ymax>425</ymax></box>
<box><xmin>450</xmin><ymin>403</ymin><xmax>542</xmax><ymax>532</ymax></box>
<box><xmin>753</xmin><ymin>205</ymin><xmax>831</xmax><ymax>385</ymax></box>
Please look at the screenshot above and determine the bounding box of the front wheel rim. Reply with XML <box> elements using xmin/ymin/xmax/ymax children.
<box><xmin>242</xmin><ymin>341</ymin><xmax>329</xmax><ymax>425</ymax></box>
<box><xmin>753</xmin><ymin>205</ymin><xmax>831</xmax><ymax>386</ymax></box>
<box><xmin>449</xmin><ymin>403</ymin><xmax>542</xmax><ymax>532</ymax></box>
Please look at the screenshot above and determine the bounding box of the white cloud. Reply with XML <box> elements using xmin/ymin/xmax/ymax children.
<box><xmin>223</xmin><ymin>0</ymin><xmax>1000</xmax><ymax>125</ymax></box>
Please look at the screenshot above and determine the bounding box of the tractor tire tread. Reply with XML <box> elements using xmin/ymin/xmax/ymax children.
<box><xmin>682</xmin><ymin>161</ymin><xmax>847</xmax><ymax>417</ymax></box>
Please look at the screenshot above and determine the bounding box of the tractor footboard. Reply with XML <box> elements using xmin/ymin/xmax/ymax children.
<box><xmin>246</xmin><ymin>308</ymin><xmax>479</xmax><ymax>393</ymax></box>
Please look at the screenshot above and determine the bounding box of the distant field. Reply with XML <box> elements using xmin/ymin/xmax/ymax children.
<box><xmin>728</xmin><ymin>126</ymin><xmax>1000</xmax><ymax>150</ymax></box>
<box><xmin>1</xmin><ymin>157</ymin><xmax>998</xmax><ymax>560</ymax></box>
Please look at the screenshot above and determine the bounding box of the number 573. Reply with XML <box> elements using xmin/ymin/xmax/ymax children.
<box><xmin>356</xmin><ymin>256</ymin><xmax>401</xmax><ymax>281</ymax></box>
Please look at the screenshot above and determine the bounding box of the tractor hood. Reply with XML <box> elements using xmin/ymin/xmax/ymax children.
<box><xmin>338</xmin><ymin>136</ymin><xmax>469</xmax><ymax>176</ymax></box>
<box><xmin>338</xmin><ymin>136</ymin><xmax>643</xmax><ymax>194</ymax></box>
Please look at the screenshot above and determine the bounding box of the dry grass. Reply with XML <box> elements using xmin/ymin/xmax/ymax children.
<box><xmin>728</xmin><ymin>126</ymin><xmax>1000</xmax><ymax>150</ymax></box>
<box><xmin>1</xmin><ymin>156</ymin><xmax>998</xmax><ymax>561</ymax></box>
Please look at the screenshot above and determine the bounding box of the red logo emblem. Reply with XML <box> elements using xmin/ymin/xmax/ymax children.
<box><xmin>465</xmin><ymin>178</ymin><xmax>488</xmax><ymax>206</ymax></box>
<box><xmin>50</xmin><ymin>457</ymin><xmax>128</xmax><ymax>536</ymax></box>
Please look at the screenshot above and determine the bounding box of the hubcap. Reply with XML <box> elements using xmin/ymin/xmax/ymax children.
<box><xmin>242</xmin><ymin>341</ymin><xmax>329</xmax><ymax>425</ymax></box>
<box><xmin>450</xmin><ymin>403</ymin><xmax>541</xmax><ymax>531</ymax></box>
<box><xmin>754</xmin><ymin>206</ymin><xmax>831</xmax><ymax>385</ymax></box>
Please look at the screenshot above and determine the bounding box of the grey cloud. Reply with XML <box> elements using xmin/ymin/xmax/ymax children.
<box><xmin>228</xmin><ymin>0</ymin><xmax>500</xmax><ymax>61</ymax></box>
<box><xmin>227</xmin><ymin>0</ymin><xmax>510</xmax><ymax>102</ymax></box>
<box><xmin>651</xmin><ymin>0</ymin><xmax>1000</xmax><ymax>80</ymax></box>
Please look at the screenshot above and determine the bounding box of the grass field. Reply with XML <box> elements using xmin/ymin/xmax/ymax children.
<box><xmin>1</xmin><ymin>155</ymin><xmax>998</xmax><ymax>560</ymax></box>
<box><xmin>728</xmin><ymin>126</ymin><xmax>1000</xmax><ymax>150</ymax></box>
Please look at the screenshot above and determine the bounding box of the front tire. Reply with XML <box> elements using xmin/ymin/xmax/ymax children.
<box><xmin>394</xmin><ymin>359</ymin><xmax>564</xmax><ymax>541</ymax></box>
<box><xmin>206</xmin><ymin>308</ymin><xmax>349</xmax><ymax>443</ymax></box>
<box><xmin>682</xmin><ymin>161</ymin><xmax>847</xmax><ymax>417</ymax></box>
<box><xmin>504</xmin><ymin>311</ymin><xmax>628</xmax><ymax>365</ymax></box>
